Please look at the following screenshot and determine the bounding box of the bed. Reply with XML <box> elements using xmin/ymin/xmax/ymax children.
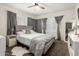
<box><xmin>16</xmin><ymin>25</ymin><xmax>55</xmax><ymax>56</ymax></box>
<box><xmin>17</xmin><ymin>33</ymin><xmax>45</xmax><ymax>46</ymax></box>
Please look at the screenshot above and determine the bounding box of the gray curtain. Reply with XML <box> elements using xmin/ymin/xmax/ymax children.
<box><xmin>28</xmin><ymin>17</ymin><xmax>35</xmax><ymax>30</ymax></box>
<box><xmin>35</xmin><ymin>18</ymin><xmax>47</xmax><ymax>33</ymax></box>
<box><xmin>55</xmin><ymin>16</ymin><xmax>63</xmax><ymax>40</ymax></box>
<box><xmin>27</xmin><ymin>17</ymin><xmax>47</xmax><ymax>33</ymax></box>
<box><xmin>28</xmin><ymin>17</ymin><xmax>40</xmax><ymax>32</ymax></box>
<box><xmin>28</xmin><ymin>17</ymin><xmax>41</xmax><ymax>33</ymax></box>
<box><xmin>7</xmin><ymin>11</ymin><xmax>17</xmax><ymax>35</ymax></box>
<box><xmin>42</xmin><ymin>18</ymin><xmax>47</xmax><ymax>34</ymax></box>
<box><xmin>77</xmin><ymin>8</ymin><xmax>79</xmax><ymax>20</ymax></box>
<box><xmin>35</xmin><ymin>20</ymin><xmax>42</xmax><ymax>33</ymax></box>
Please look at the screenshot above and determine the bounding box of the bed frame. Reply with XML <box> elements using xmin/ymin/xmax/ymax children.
<box><xmin>16</xmin><ymin>25</ymin><xmax>33</xmax><ymax>32</ymax></box>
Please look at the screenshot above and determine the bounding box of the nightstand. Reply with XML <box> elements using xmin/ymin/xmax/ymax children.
<box><xmin>6</xmin><ymin>35</ymin><xmax>17</xmax><ymax>47</ymax></box>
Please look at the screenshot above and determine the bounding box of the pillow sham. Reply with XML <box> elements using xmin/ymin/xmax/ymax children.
<box><xmin>25</xmin><ymin>29</ymin><xmax>31</xmax><ymax>34</ymax></box>
<box><xmin>30</xmin><ymin>30</ymin><xmax>37</xmax><ymax>34</ymax></box>
<box><xmin>16</xmin><ymin>31</ymin><xmax>24</xmax><ymax>35</ymax></box>
<box><xmin>22</xmin><ymin>29</ymin><xmax>26</xmax><ymax>33</ymax></box>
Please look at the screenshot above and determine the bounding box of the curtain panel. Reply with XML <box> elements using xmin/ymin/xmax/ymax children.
<box><xmin>7</xmin><ymin>11</ymin><xmax>17</xmax><ymax>35</ymax></box>
<box><xmin>55</xmin><ymin>16</ymin><xmax>63</xmax><ymax>40</ymax></box>
<box><xmin>27</xmin><ymin>17</ymin><xmax>47</xmax><ymax>33</ymax></box>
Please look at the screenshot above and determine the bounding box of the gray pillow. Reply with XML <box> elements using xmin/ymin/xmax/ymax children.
<box><xmin>25</xmin><ymin>29</ymin><xmax>31</xmax><ymax>34</ymax></box>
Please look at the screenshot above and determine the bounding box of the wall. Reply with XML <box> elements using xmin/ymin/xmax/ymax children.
<box><xmin>38</xmin><ymin>9</ymin><xmax>76</xmax><ymax>41</ymax></box>
<box><xmin>0</xmin><ymin>7</ymin><xmax>7</xmax><ymax>36</ymax></box>
<box><xmin>46</xmin><ymin>17</ymin><xmax>57</xmax><ymax>39</ymax></box>
<box><xmin>17</xmin><ymin>15</ymin><xmax>28</xmax><ymax>26</ymax></box>
<box><xmin>0</xmin><ymin>4</ymin><xmax>34</xmax><ymax>36</ymax></box>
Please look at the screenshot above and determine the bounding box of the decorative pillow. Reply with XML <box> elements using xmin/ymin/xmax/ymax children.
<box><xmin>25</xmin><ymin>29</ymin><xmax>31</xmax><ymax>34</ymax></box>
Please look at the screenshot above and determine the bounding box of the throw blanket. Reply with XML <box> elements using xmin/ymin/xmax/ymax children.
<box><xmin>30</xmin><ymin>34</ymin><xmax>53</xmax><ymax>56</ymax></box>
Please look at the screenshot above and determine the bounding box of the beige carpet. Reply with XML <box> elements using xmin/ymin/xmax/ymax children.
<box><xmin>11</xmin><ymin>46</ymin><xmax>30</xmax><ymax>56</ymax></box>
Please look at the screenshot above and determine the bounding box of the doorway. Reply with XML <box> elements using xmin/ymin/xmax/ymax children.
<box><xmin>65</xmin><ymin>22</ymin><xmax>72</xmax><ymax>41</ymax></box>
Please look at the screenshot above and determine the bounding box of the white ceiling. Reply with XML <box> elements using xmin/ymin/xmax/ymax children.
<box><xmin>6</xmin><ymin>3</ymin><xmax>76</xmax><ymax>16</ymax></box>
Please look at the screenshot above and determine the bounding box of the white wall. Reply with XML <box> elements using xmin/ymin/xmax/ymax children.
<box><xmin>46</xmin><ymin>17</ymin><xmax>57</xmax><ymax>39</ymax></box>
<box><xmin>0</xmin><ymin>4</ymin><xmax>34</xmax><ymax>36</ymax></box>
<box><xmin>38</xmin><ymin>9</ymin><xmax>76</xmax><ymax>41</ymax></box>
<box><xmin>17</xmin><ymin>15</ymin><xmax>28</xmax><ymax>26</ymax></box>
<box><xmin>0</xmin><ymin>7</ymin><xmax>7</xmax><ymax>36</ymax></box>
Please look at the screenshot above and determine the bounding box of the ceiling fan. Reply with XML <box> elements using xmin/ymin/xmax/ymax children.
<box><xmin>28</xmin><ymin>3</ymin><xmax>45</xmax><ymax>9</ymax></box>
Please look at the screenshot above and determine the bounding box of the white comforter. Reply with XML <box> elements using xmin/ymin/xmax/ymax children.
<box><xmin>17</xmin><ymin>32</ymin><xmax>53</xmax><ymax>46</ymax></box>
<box><xmin>17</xmin><ymin>31</ymin><xmax>54</xmax><ymax>55</ymax></box>
<box><xmin>17</xmin><ymin>33</ymin><xmax>45</xmax><ymax>46</ymax></box>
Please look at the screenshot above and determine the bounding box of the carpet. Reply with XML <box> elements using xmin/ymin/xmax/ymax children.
<box><xmin>11</xmin><ymin>46</ymin><xmax>30</xmax><ymax>56</ymax></box>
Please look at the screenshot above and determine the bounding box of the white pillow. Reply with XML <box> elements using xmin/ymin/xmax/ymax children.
<box><xmin>22</xmin><ymin>29</ymin><xmax>26</xmax><ymax>34</ymax></box>
<box><xmin>30</xmin><ymin>30</ymin><xmax>37</xmax><ymax>34</ymax></box>
<box><xmin>16</xmin><ymin>31</ymin><xmax>24</xmax><ymax>35</ymax></box>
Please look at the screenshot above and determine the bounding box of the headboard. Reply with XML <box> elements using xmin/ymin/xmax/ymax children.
<box><xmin>16</xmin><ymin>25</ymin><xmax>33</xmax><ymax>32</ymax></box>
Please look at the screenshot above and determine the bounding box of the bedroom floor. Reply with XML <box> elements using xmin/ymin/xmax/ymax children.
<box><xmin>5</xmin><ymin>40</ymin><xmax>70</xmax><ymax>56</ymax></box>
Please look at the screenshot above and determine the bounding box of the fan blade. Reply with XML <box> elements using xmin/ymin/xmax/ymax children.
<box><xmin>28</xmin><ymin>5</ymin><xmax>35</xmax><ymax>8</ymax></box>
<box><xmin>35</xmin><ymin>3</ymin><xmax>38</xmax><ymax>6</ymax></box>
<box><xmin>39</xmin><ymin>6</ymin><xmax>45</xmax><ymax>9</ymax></box>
